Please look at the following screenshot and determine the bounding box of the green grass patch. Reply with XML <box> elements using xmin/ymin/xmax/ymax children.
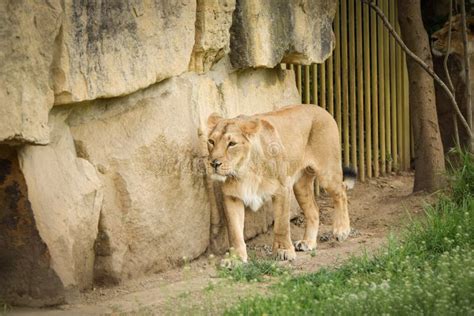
<box><xmin>218</xmin><ymin>255</ymin><xmax>289</xmax><ymax>282</ymax></box>
<box><xmin>226</xmin><ymin>151</ymin><xmax>474</xmax><ymax>315</ymax></box>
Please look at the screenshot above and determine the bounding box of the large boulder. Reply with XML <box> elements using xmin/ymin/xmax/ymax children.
<box><xmin>0</xmin><ymin>0</ymin><xmax>197</xmax><ymax>143</ymax></box>
<box><xmin>229</xmin><ymin>0</ymin><xmax>336</xmax><ymax>68</ymax></box>
<box><xmin>51</xmin><ymin>58</ymin><xmax>300</xmax><ymax>283</ymax></box>
<box><xmin>65</xmin><ymin>73</ymin><xmax>219</xmax><ymax>283</ymax></box>
<box><xmin>0</xmin><ymin>112</ymin><xmax>103</xmax><ymax>305</ymax></box>
<box><xmin>52</xmin><ymin>1</ymin><xmax>196</xmax><ymax>105</ymax></box>
<box><xmin>17</xmin><ymin>113</ymin><xmax>103</xmax><ymax>292</ymax></box>
<box><xmin>0</xmin><ymin>0</ymin><xmax>62</xmax><ymax>144</ymax></box>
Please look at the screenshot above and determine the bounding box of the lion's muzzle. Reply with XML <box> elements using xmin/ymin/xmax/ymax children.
<box><xmin>210</xmin><ymin>159</ymin><xmax>222</xmax><ymax>170</ymax></box>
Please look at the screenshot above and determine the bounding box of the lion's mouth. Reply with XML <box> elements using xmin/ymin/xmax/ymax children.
<box><xmin>210</xmin><ymin>173</ymin><xmax>227</xmax><ymax>182</ymax></box>
<box><xmin>431</xmin><ymin>47</ymin><xmax>445</xmax><ymax>57</ymax></box>
<box><xmin>209</xmin><ymin>167</ymin><xmax>236</xmax><ymax>182</ymax></box>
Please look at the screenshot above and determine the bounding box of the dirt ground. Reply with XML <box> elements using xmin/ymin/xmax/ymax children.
<box><xmin>11</xmin><ymin>173</ymin><xmax>435</xmax><ymax>316</ymax></box>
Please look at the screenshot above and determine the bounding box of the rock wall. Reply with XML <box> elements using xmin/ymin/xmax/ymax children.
<box><xmin>0</xmin><ymin>0</ymin><xmax>62</xmax><ymax>144</ymax></box>
<box><xmin>0</xmin><ymin>0</ymin><xmax>335</xmax><ymax>306</ymax></box>
<box><xmin>230</xmin><ymin>0</ymin><xmax>336</xmax><ymax>68</ymax></box>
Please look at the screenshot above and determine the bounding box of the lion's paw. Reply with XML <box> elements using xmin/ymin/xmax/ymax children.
<box><xmin>274</xmin><ymin>248</ymin><xmax>296</xmax><ymax>261</ymax></box>
<box><xmin>333</xmin><ymin>226</ymin><xmax>351</xmax><ymax>241</ymax></box>
<box><xmin>294</xmin><ymin>240</ymin><xmax>316</xmax><ymax>252</ymax></box>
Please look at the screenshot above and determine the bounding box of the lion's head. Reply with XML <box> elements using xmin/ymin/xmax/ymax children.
<box><xmin>206</xmin><ymin>113</ymin><xmax>261</xmax><ymax>181</ymax></box>
<box><xmin>431</xmin><ymin>15</ymin><xmax>474</xmax><ymax>58</ymax></box>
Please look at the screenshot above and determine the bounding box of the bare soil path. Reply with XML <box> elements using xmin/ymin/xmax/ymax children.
<box><xmin>11</xmin><ymin>173</ymin><xmax>433</xmax><ymax>315</ymax></box>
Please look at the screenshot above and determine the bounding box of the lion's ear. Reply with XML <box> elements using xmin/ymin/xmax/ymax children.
<box><xmin>238</xmin><ymin>119</ymin><xmax>261</xmax><ymax>136</ymax></box>
<box><xmin>207</xmin><ymin>113</ymin><xmax>223</xmax><ymax>131</ymax></box>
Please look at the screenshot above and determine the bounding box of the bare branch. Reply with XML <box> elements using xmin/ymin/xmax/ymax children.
<box><xmin>361</xmin><ymin>0</ymin><xmax>473</xmax><ymax>137</ymax></box>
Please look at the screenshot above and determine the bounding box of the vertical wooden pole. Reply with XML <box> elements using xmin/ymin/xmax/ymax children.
<box><xmin>370</xmin><ymin>0</ymin><xmax>379</xmax><ymax>177</ymax></box>
<box><xmin>383</xmin><ymin>0</ymin><xmax>392</xmax><ymax>173</ymax></box>
<box><xmin>389</xmin><ymin>0</ymin><xmax>398</xmax><ymax>170</ymax></box>
<box><xmin>395</xmin><ymin>7</ymin><xmax>404</xmax><ymax>171</ymax></box>
<box><xmin>342</xmin><ymin>0</ymin><xmax>350</xmax><ymax>166</ymax></box>
<box><xmin>328</xmin><ymin>56</ymin><xmax>334</xmax><ymax>115</ymax></box>
<box><xmin>304</xmin><ymin>65</ymin><xmax>311</xmax><ymax>104</ymax></box>
<box><xmin>377</xmin><ymin>0</ymin><xmax>386</xmax><ymax>175</ymax></box>
<box><xmin>363</xmin><ymin>2</ymin><xmax>372</xmax><ymax>178</ymax></box>
<box><xmin>410</xmin><ymin>120</ymin><xmax>415</xmax><ymax>162</ymax></box>
<box><xmin>320</xmin><ymin>63</ymin><xmax>327</xmax><ymax>110</ymax></box>
<box><xmin>296</xmin><ymin>64</ymin><xmax>302</xmax><ymax>97</ymax></box>
<box><xmin>312</xmin><ymin>64</ymin><xmax>318</xmax><ymax>105</ymax></box>
<box><xmin>335</xmin><ymin>2</ymin><xmax>342</xmax><ymax>135</ymax></box>
<box><xmin>403</xmin><ymin>53</ymin><xmax>411</xmax><ymax>170</ymax></box>
<box><xmin>356</xmin><ymin>0</ymin><xmax>365</xmax><ymax>181</ymax></box>
<box><xmin>349</xmin><ymin>0</ymin><xmax>357</xmax><ymax>170</ymax></box>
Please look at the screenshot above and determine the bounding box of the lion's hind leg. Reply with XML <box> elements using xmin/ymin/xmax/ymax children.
<box><xmin>318</xmin><ymin>169</ymin><xmax>351</xmax><ymax>242</ymax></box>
<box><xmin>293</xmin><ymin>171</ymin><xmax>319</xmax><ymax>251</ymax></box>
<box><xmin>326</xmin><ymin>180</ymin><xmax>351</xmax><ymax>241</ymax></box>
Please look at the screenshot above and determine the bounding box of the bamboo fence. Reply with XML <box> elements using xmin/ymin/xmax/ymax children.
<box><xmin>285</xmin><ymin>0</ymin><xmax>410</xmax><ymax>182</ymax></box>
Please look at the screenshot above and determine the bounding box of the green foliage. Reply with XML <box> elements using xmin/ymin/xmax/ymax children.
<box><xmin>449</xmin><ymin>150</ymin><xmax>474</xmax><ymax>204</ymax></box>
<box><xmin>0</xmin><ymin>302</ymin><xmax>11</xmax><ymax>316</ymax></box>
<box><xmin>218</xmin><ymin>256</ymin><xmax>288</xmax><ymax>282</ymax></box>
<box><xmin>226</xmin><ymin>151</ymin><xmax>474</xmax><ymax>315</ymax></box>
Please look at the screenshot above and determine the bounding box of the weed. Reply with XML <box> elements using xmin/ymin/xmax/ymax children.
<box><xmin>218</xmin><ymin>256</ymin><xmax>288</xmax><ymax>282</ymax></box>
<box><xmin>1</xmin><ymin>302</ymin><xmax>11</xmax><ymax>316</ymax></box>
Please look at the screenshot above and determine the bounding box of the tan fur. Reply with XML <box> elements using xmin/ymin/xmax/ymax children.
<box><xmin>431</xmin><ymin>15</ymin><xmax>474</xmax><ymax>58</ymax></box>
<box><xmin>206</xmin><ymin>105</ymin><xmax>351</xmax><ymax>262</ymax></box>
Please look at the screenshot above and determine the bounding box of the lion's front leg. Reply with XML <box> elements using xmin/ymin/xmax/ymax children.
<box><xmin>272</xmin><ymin>187</ymin><xmax>296</xmax><ymax>261</ymax></box>
<box><xmin>223</xmin><ymin>195</ymin><xmax>248</xmax><ymax>263</ymax></box>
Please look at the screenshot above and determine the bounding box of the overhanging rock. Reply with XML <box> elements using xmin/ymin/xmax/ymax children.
<box><xmin>229</xmin><ymin>0</ymin><xmax>336</xmax><ymax>68</ymax></box>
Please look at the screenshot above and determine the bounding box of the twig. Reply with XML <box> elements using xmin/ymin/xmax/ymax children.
<box><xmin>361</xmin><ymin>0</ymin><xmax>473</xmax><ymax>137</ymax></box>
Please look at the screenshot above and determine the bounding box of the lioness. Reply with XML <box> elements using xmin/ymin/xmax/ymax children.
<box><xmin>431</xmin><ymin>15</ymin><xmax>474</xmax><ymax>150</ymax></box>
<box><xmin>206</xmin><ymin>104</ymin><xmax>356</xmax><ymax>262</ymax></box>
<box><xmin>431</xmin><ymin>14</ymin><xmax>474</xmax><ymax>58</ymax></box>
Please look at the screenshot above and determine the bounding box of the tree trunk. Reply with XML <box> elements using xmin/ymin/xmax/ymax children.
<box><xmin>397</xmin><ymin>0</ymin><xmax>446</xmax><ymax>192</ymax></box>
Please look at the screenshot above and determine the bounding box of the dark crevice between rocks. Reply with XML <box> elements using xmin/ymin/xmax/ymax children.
<box><xmin>0</xmin><ymin>145</ymin><xmax>65</xmax><ymax>307</ymax></box>
<box><xmin>229</xmin><ymin>0</ymin><xmax>250</xmax><ymax>69</ymax></box>
<box><xmin>92</xmin><ymin>209</ymin><xmax>120</xmax><ymax>286</ymax></box>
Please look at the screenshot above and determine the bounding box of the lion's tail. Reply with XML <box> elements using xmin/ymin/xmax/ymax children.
<box><xmin>343</xmin><ymin>166</ymin><xmax>357</xmax><ymax>190</ymax></box>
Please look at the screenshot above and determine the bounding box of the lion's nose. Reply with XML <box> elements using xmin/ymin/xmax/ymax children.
<box><xmin>210</xmin><ymin>159</ymin><xmax>222</xmax><ymax>169</ymax></box>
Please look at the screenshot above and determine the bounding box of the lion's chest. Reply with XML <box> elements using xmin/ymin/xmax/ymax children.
<box><xmin>235</xmin><ymin>176</ymin><xmax>279</xmax><ymax>211</ymax></box>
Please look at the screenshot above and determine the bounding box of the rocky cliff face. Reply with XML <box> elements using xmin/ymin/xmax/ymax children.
<box><xmin>0</xmin><ymin>0</ymin><xmax>336</xmax><ymax>306</ymax></box>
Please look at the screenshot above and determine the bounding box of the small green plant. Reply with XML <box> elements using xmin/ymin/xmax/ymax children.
<box><xmin>204</xmin><ymin>281</ymin><xmax>215</xmax><ymax>292</ymax></box>
<box><xmin>178</xmin><ymin>291</ymin><xmax>191</xmax><ymax>299</ymax></box>
<box><xmin>1</xmin><ymin>302</ymin><xmax>11</xmax><ymax>316</ymax></box>
<box><xmin>218</xmin><ymin>256</ymin><xmax>288</xmax><ymax>282</ymax></box>
<box><xmin>448</xmin><ymin>149</ymin><xmax>474</xmax><ymax>203</ymax></box>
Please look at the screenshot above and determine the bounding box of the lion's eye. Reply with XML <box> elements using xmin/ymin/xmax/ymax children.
<box><xmin>228</xmin><ymin>141</ymin><xmax>237</xmax><ymax>147</ymax></box>
<box><xmin>208</xmin><ymin>139</ymin><xmax>215</xmax><ymax>146</ymax></box>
